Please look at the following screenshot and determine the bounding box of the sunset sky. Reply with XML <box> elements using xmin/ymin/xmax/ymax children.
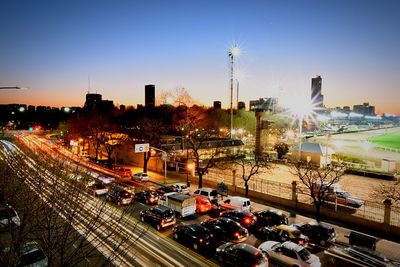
<box><xmin>1</xmin><ymin>0</ymin><xmax>399</xmax><ymax>114</ymax></box>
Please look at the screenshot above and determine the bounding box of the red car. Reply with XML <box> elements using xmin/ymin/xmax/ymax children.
<box><xmin>113</xmin><ymin>166</ymin><xmax>132</xmax><ymax>177</ymax></box>
<box><xmin>195</xmin><ymin>196</ymin><xmax>213</xmax><ymax>213</ymax></box>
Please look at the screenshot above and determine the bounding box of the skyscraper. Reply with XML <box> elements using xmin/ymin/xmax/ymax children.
<box><xmin>311</xmin><ymin>75</ymin><xmax>324</xmax><ymax>108</ymax></box>
<box><xmin>145</xmin><ymin>84</ymin><xmax>155</xmax><ymax>108</ymax></box>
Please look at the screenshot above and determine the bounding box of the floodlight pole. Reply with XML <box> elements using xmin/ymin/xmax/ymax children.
<box><xmin>229</xmin><ymin>52</ymin><xmax>234</xmax><ymax>138</ymax></box>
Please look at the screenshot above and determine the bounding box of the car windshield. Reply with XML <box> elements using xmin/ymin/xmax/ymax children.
<box><xmin>95</xmin><ymin>184</ymin><xmax>106</xmax><ymax>189</ymax></box>
<box><xmin>210</xmin><ymin>190</ymin><xmax>217</xmax><ymax>197</ymax></box>
<box><xmin>298</xmin><ymin>248</ymin><xmax>312</xmax><ymax>261</ymax></box>
<box><xmin>163</xmin><ymin>209</ymin><xmax>174</xmax><ymax>217</ymax></box>
<box><xmin>0</xmin><ymin>208</ymin><xmax>16</xmax><ymax>219</ymax></box>
<box><xmin>225</xmin><ymin>221</ymin><xmax>241</xmax><ymax>231</ymax></box>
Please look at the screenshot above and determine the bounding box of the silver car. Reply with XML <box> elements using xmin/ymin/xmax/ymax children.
<box><xmin>258</xmin><ymin>241</ymin><xmax>321</xmax><ymax>267</ymax></box>
<box><xmin>132</xmin><ymin>173</ymin><xmax>149</xmax><ymax>182</ymax></box>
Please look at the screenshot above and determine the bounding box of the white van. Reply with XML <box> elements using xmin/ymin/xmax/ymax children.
<box><xmin>193</xmin><ymin>188</ymin><xmax>218</xmax><ymax>203</ymax></box>
<box><xmin>218</xmin><ymin>196</ymin><xmax>251</xmax><ymax>211</ymax></box>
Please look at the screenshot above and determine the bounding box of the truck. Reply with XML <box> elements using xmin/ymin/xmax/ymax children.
<box><xmin>157</xmin><ymin>192</ymin><xmax>196</xmax><ymax>218</ymax></box>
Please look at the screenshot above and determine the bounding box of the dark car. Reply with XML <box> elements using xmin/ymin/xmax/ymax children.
<box><xmin>221</xmin><ymin>210</ymin><xmax>257</xmax><ymax>229</ymax></box>
<box><xmin>215</xmin><ymin>243</ymin><xmax>267</xmax><ymax>267</ymax></box>
<box><xmin>253</xmin><ymin>209</ymin><xmax>288</xmax><ymax>229</ymax></box>
<box><xmin>156</xmin><ymin>185</ymin><xmax>178</xmax><ymax>195</ymax></box>
<box><xmin>293</xmin><ymin>221</ymin><xmax>336</xmax><ymax>246</ymax></box>
<box><xmin>173</xmin><ymin>223</ymin><xmax>213</xmax><ymax>250</ymax></box>
<box><xmin>140</xmin><ymin>205</ymin><xmax>176</xmax><ymax>231</ymax></box>
<box><xmin>201</xmin><ymin>218</ymin><xmax>248</xmax><ymax>243</ymax></box>
<box><xmin>106</xmin><ymin>188</ymin><xmax>133</xmax><ymax>206</ymax></box>
<box><xmin>256</xmin><ymin>224</ymin><xmax>309</xmax><ymax>246</ymax></box>
<box><xmin>135</xmin><ymin>190</ymin><xmax>160</xmax><ymax>205</ymax></box>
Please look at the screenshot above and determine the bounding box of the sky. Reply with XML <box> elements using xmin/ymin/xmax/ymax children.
<box><xmin>0</xmin><ymin>0</ymin><xmax>399</xmax><ymax>114</ymax></box>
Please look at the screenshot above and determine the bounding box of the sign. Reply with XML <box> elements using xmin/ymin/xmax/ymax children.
<box><xmin>135</xmin><ymin>143</ymin><xmax>149</xmax><ymax>153</ymax></box>
<box><xmin>217</xmin><ymin>182</ymin><xmax>228</xmax><ymax>196</ymax></box>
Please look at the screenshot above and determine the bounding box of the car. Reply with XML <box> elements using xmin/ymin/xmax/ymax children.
<box><xmin>0</xmin><ymin>204</ymin><xmax>21</xmax><ymax>231</ymax></box>
<box><xmin>97</xmin><ymin>175</ymin><xmax>115</xmax><ymax>184</ymax></box>
<box><xmin>112</xmin><ymin>182</ymin><xmax>135</xmax><ymax>195</ymax></box>
<box><xmin>156</xmin><ymin>185</ymin><xmax>178</xmax><ymax>195</ymax></box>
<box><xmin>201</xmin><ymin>217</ymin><xmax>248</xmax><ymax>243</ymax></box>
<box><xmin>113</xmin><ymin>166</ymin><xmax>132</xmax><ymax>177</ymax></box>
<box><xmin>106</xmin><ymin>188</ymin><xmax>133</xmax><ymax>206</ymax></box>
<box><xmin>170</xmin><ymin>183</ymin><xmax>190</xmax><ymax>194</ymax></box>
<box><xmin>135</xmin><ymin>190</ymin><xmax>160</xmax><ymax>205</ymax></box>
<box><xmin>132</xmin><ymin>173</ymin><xmax>149</xmax><ymax>182</ymax></box>
<box><xmin>221</xmin><ymin>210</ymin><xmax>257</xmax><ymax>229</ymax></box>
<box><xmin>173</xmin><ymin>223</ymin><xmax>213</xmax><ymax>250</ymax></box>
<box><xmin>258</xmin><ymin>241</ymin><xmax>321</xmax><ymax>267</ymax></box>
<box><xmin>140</xmin><ymin>205</ymin><xmax>176</xmax><ymax>231</ymax></box>
<box><xmin>4</xmin><ymin>241</ymin><xmax>48</xmax><ymax>267</ymax></box>
<box><xmin>292</xmin><ymin>221</ymin><xmax>336</xmax><ymax>246</ymax></box>
<box><xmin>193</xmin><ymin>188</ymin><xmax>218</xmax><ymax>203</ymax></box>
<box><xmin>256</xmin><ymin>224</ymin><xmax>309</xmax><ymax>246</ymax></box>
<box><xmin>86</xmin><ymin>183</ymin><xmax>109</xmax><ymax>196</ymax></box>
<box><xmin>253</xmin><ymin>209</ymin><xmax>289</xmax><ymax>228</ymax></box>
<box><xmin>195</xmin><ymin>196</ymin><xmax>213</xmax><ymax>213</ymax></box>
<box><xmin>312</xmin><ymin>183</ymin><xmax>364</xmax><ymax>208</ymax></box>
<box><xmin>218</xmin><ymin>196</ymin><xmax>251</xmax><ymax>211</ymax></box>
<box><xmin>215</xmin><ymin>242</ymin><xmax>268</xmax><ymax>267</ymax></box>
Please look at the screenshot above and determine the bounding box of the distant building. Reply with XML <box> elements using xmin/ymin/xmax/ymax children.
<box><xmin>84</xmin><ymin>93</ymin><xmax>102</xmax><ymax>112</ymax></box>
<box><xmin>353</xmin><ymin>102</ymin><xmax>375</xmax><ymax>116</ymax></box>
<box><xmin>27</xmin><ymin>105</ymin><xmax>35</xmax><ymax>112</ymax></box>
<box><xmin>249</xmin><ymin>97</ymin><xmax>279</xmax><ymax>113</ymax></box>
<box><xmin>213</xmin><ymin>101</ymin><xmax>222</xmax><ymax>110</ymax></box>
<box><xmin>342</xmin><ymin>106</ymin><xmax>351</xmax><ymax>113</ymax></box>
<box><xmin>238</xmin><ymin>101</ymin><xmax>246</xmax><ymax>110</ymax></box>
<box><xmin>119</xmin><ymin>104</ymin><xmax>126</xmax><ymax>112</ymax></box>
<box><xmin>311</xmin><ymin>75</ymin><xmax>324</xmax><ymax>108</ymax></box>
<box><xmin>145</xmin><ymin>84</ymin><xmax>155</xmax><ymax>108</ymax></box>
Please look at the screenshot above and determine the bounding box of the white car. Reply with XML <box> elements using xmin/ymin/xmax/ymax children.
<box><xmin>0</xmin><ymin>205</ymin><xmax>21</xmax><ymax>231</ymax></box>
<box><xmin>218</xmin><ymin>196</ymin><xmax>251</xmax><ymax>211</ymax></box>
<box><xmin>258</xmin><ymin>241</ymin><xmax>321</xmax><ymax>267</ymax></box>
<box><xmin>132</xmin><ymin>173</ymin><xmax>149</xmax><ymax>182</ymax></box>
<box><xmin>97</xmin><ymin>176</ymin><xmax>115</xmax><ymax>184</ymax></box>
<box><xmin>171</xmin><ymin>183</ymin><xmax>190</xmax><ymax>194</ymax></box>
<box><xmin>193</xmin><ymin>188</ymin><xmax>218</xmax><ymax>203</ymax></box>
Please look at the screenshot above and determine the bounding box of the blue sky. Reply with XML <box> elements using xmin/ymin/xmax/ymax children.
<box><xmin>1</xmin><ymin>0</ymin><xmax>399</xmax><ymax>114</ymax></box>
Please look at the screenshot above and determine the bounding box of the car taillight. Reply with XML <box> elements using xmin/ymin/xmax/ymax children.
<box><xmin>199</xmin><ymin>238</ymin><xmax>203</xmax><ymax>243</ymax></box>
<box><xmin>244</xmin><ymin>218</ymin><xmax>252</xmax><ymax>224</ymax></box>
<box><xmin>234</xmin><ymin>232</ymin><xmax>240</xmax><ymax>238</ymax></box>
<box><xmin>150</xmin><ymin>197</ymin><xmax>154</xmax><ymax>202</ymax></box>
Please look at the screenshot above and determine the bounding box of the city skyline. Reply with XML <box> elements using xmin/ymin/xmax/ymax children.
<box><xmin>1</xmin><ymin>0</ymin><xmax>400</xmax><ymax>114</ymax></box>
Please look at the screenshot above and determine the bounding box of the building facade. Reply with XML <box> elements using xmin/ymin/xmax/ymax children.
<box><xmin>145</xmin><ymin>84</ymin><xmax>155</xmax><ymax>108</ymax></box>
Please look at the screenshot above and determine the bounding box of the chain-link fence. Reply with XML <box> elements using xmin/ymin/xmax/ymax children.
<box><xmin>352</xmin><ymin>200</ymin><xmax>385</xmax><ymax>223</ymax></box>
<box><xmin>391</xmin><ymin>206</ymin><xmax>400</xmax><ymax>227</ymax></box>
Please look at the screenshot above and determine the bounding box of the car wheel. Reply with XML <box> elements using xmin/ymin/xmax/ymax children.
<box><xmin>156</xmin><ymin>224</ymin><xmax>161</xmax><ymax>231</ymax></box>
<box><xmin>174</xmin><ymin>233</ymin><xmax>179</xmax><ymax>240</ymax></box>
<box><xmin>193</xmin><ymin>243</ymin><xmax>198</xmax><ymax>250</ymax></box>
<box><xmin>140</xmin><ymin>216</ymin><xmax>145</xmax><ymax>222</ymax></box>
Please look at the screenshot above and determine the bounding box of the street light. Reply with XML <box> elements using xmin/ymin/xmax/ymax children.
<box><xmin>228</xmin><ymin>44</ymin><xmax>240</xmax><ymax>138</ymax></box>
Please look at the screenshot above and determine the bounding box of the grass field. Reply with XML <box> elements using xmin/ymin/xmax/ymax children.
<box><xmin>369</xmin><ymin>131</ymin><xmax>400</xmax><ymax>149</ymax></box>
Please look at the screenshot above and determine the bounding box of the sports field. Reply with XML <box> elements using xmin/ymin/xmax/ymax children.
<box><xmin>369</xmin><ymin>131</ymin><xmax>400</xmax><ymax>149</ymax></box>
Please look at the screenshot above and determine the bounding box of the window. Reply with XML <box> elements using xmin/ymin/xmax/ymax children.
<box><xmin>282</xmin><ymin>248</ymin><xmax>297</xmax><ymax>259</ymax></box>
<box><xmin>200</xmin><ymin>191</ymin><xmax>208</xmax><ymax>197</ymax></box>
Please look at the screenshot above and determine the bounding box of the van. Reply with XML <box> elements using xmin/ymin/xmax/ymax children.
<box><xmin>193</xmin><ymin>188</ymin><xmax>218</xmax><ymax>204</ymax></box>
<box><xmin>218</xmin><ymin>196</ymin><xmax>251</xmax><ymax>211</ymax></box>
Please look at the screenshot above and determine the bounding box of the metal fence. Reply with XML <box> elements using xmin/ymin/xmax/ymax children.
<box><xmin>353</xmin><ymin>201</ymin><xmax>385</xmax><ymax>223</ymax></box>
<box><xmin>391</xmin><ymin>206</ymin><xmax>400</xmax><ymax>227</ymax></box>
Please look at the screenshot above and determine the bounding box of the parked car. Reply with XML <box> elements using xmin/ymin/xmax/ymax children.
<box><xmin>313</xmin><ymin>183</ymin><xmax>364</xmax><ymax>208</ymax></box>
<box><xmin>86</xmin><ymin>183</ymin><xmax>109</xmax><ymax>196</ymax></box>
<box><xmin>135</xmin><ymin>190</ymin><xmax>160</xmax><ymax>205</ymax></box>
<box><xmin>140</xmin><ymin>205</ymin><xmax>176</xmax><ymax>231</ymax></box>
<box><xmin>292</xmin><ymin>221</ymin><xmax>336</xmax><ymax>247</ymax></box>
<box><xmin>253</xmin><ymin>209</ymin><xmax>289</xmax><ymax>228</ymax></box>
<box><xmin>215</xmin><ymin>243</ymin><xmax>267</xmax><ymax>267</ymax></box>
<box><xmin>113</xmin><ymin>166</ymin><xmax>132</xmax><ymax>177</ymax></box>
<box><xmin>173</xmin><ymin>223</ymin><xmax>213</xmax><ymax>250</ymax></box>
<box><xmin>156</xmin><ymin>185</ymin><xmax>178</xmax><ymax>195</ymax></box>
<box><xmin>201</xmin><ymin>218</ymin><xmax>248</xmax><ymax>243</ymax></box>
<box><xmin>97</xmin><ymin>175</ymin><xmax>115</xmax><ymax>184</ymax></box>
<box><xmin>218</xmin><ymin>196</ymin><xmax>251</xmax><ymax>211</ymax></box>
<box><xmin>170</xmin><ymin>183</ymin><xmax>190</xmax><ymax>194</ymax></box>
<box><xmin>193</xmin><ymin>188</ymin><xmax>218</xmax><ymax>203</ymax></box>
<box><xmin>259</xmin><ymin>241</ymin><xmax>321</xmax><ymax>267</ymax></box>
<box><xmin>132</xmin><ymin>173</ymin><xmax>149</xmax><ymax>182</ymax></box>
<box><xmin>0</xmin><ymin>204</ymin><xmax>21</xmax><ymax>231</ymax></box>
<box><xmin>195</xmin><ymin>196</ymin><xmax>213</xmax><ymax>213</ymax></box>
<box><xmin>158</xmin><ymin>192</ymin><xmax>196</xmax><ymax>218</ymax></box>
<box><xmin>4</xmin><ymin>241</ymin><xmax>48</xmax><ymax>267</ymax></box>
<box><xmin>256</xmin><ymin>224</ymin><xmax>309</xmax><ymax>246</ymax></box>
<box><xmin>106</xmin><ymin>188</ymin><xmax>133</xmax><ymax>206</ymax></box>
<box><xmin>112</xmin><ymin>182</ymin><xmax>135</xmax><ymax>195</ymax></box>
<box><xmin>221</xmin><ymin>210</ymin><xmax>257</xmax><ymax>229</ymax></box>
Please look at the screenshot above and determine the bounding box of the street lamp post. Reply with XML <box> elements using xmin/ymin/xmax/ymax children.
<box><xmin>228</xmin><ymin>45</ymin><xmax>240</xmax><ymax>139</ymax></box>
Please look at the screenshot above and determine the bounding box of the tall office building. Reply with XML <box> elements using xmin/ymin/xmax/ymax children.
<box><xmin>145</xmin><ymin>84</ymin><xmax>155</xmax><ymax>108</ymax></box>
<box><xmin>84</xmin><ymin>93</ymin><xmax>102</xmax><ymax>112</ymax></box>
<box><xmin>311</xmin><ymin>75</ymin><xmax>324</xmax><ymax>108</ymax></box>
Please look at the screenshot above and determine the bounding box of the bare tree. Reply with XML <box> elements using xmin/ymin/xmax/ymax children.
<box><xmin>371</xmin><ymin>181</ymin><xmax>400</xmax><ymax>203</ymax></box>
<box><xmin>293</xmin><ymin>161</ymin><xmax>346</xmax><ymax>222</ymax></box>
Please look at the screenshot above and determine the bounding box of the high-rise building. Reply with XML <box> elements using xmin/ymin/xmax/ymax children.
<box><xmin>353</xmin><ymin>102</ymin><xmax>375</xmax><ymax>116</ymax></box>
<box><xmin>311</xmin><ymin>75</ymin><xmax>324</xmax><ymax>108</ymax></box>
<box><xmin>84</xmin><ymin>93</ymin><xmax>102</xmax><ymax>112</ymax></box>
<box><xmin>145</xmin><ymin>84</ymin><xmax>155</xmax><ymax>108</ymax></box>
<box><xmin>213</xmin><ymin>101</ymin><xmax>222</xmax><ymax>110</ymax></box>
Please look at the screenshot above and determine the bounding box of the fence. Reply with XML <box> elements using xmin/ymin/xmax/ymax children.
<box><xmin>391</xmin><ymin>206</ymin><xmax>400</xmax><ymax>227</ymax></box>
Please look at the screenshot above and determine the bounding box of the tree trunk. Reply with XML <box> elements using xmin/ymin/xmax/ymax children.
<box><xmin>198</xmin><ymin>172</ymin><xmax>203</xmax><ymax>188</ymax></box>
<box><xmin>245</xmin><ymin>180</ymin><xmax>249</xmax><ymax>197</ymax></box>
<box><xmin>143</xmin><ymin>151</ymin><xmax>150</xmax><ymax>173</ymax></box>
<box><xmin>315</xmin><ymin>203</ymin><xmax>321</xmax><ymax>222</ymax></box>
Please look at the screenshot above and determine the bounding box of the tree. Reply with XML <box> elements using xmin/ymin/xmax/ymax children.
<box><xmin>274</xmin><ymin>142</ymin><xmax>289</xmax><ymax>159</ymax></box>
<box><xmin>293</xmin><ymin>161</ymin><xmax>346</xmax><ymax>222</ymax></box>
<box><xmin>371</xmin><ymin>181</ymin><xmax>400</xmax><ymax>203</ymax></box>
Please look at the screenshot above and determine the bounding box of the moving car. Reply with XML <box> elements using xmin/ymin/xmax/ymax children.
<box><xmin>106</xmin><ymin>188</ymin><xmax>133</xmax><ymax>206</ymax></box>
<box><xmin>215</xmin><ymin>243</ymin><xmax>267</xmax><ymax>267</ymax></box>
<box><xmin>97</xmin><ymin>175</ymin><xmax>115</xmax><ymax>184</ymax></box>
<box><xmin>140</xmin><ymin>205</ymin><xmax>176</xmax><ymax>231</ymax></box>
<box><xmin>135</xmin><ymin>190</ymin><xmax>160</xmax><ymax>205</ymax></box>
<box><xmin>0</xmin><ymin>204</ymin><xmax>21</xmax><ymax>231</ymax></box>
<box><xmin>259</xmin><ymin>241</ymin><xmax>321</xmax><ymax>267</ymax></box>
<box><xmin>156</xmin><ymin>185</ymin><xmax>178</xmax><ymax>195</ymax></box>
<box><xmin>113</xmin><ymin>166</ymin><xmax>132</xmax><ymax>177</ymax></box>
<box><xmin>292</xmin><ymin>221</ymin><xmax>336</xmax><ymax>247</ymax></box>
<box><xmin>173</xmin><ymin>223</ymin><xmax>213</xmax><ymax>250</ymax></box>
<box><xmin>218</xmin><ymin>196</ymin><xmax>251</xmax><ymax>211</ymax></box>
<box><xmin>193</xmin><ymin>188</ymin><xmax>218</xmax><ymax>203</ymax></box>
<box><xmin>132</xmin><ymin>173</ymin><xmax>149</xmax><ymax>182</ymax></box>
<box><xmin>253</xmin><ymin>209</ymin><xmax>289</xmax><ymax>228</ymax></box>
<box><xmin>256</xmin><ymin>224</ymin><xmax>309</xmax><ymax>246</ymax></box>
<box><xmin>158</xmin><ymin>193</ymin><xmax>196</xmax><ymax>218</ymax></box>
<box><xmin>201</xmin><ymin>218</ymin><xmax>248</xmax><ymax>243</ymax></box>
<box><xmin>86</xmin><ymin>183</ymin><xmax>109</xmax><ymax>196</ymax></box>
<box><xmin>195</xmin><ymin>196</ymin><xmax>213</xmax><ymax>213</ymax></box>
<box><xmin>170</xmin><ymin>183</ymin><xmax>190</xmax><ymax>194</ymax></box>
<box><xmin>221</xmin><ymin>210</ymin><xmax>257</xmax><ymax>229</ymax></box>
